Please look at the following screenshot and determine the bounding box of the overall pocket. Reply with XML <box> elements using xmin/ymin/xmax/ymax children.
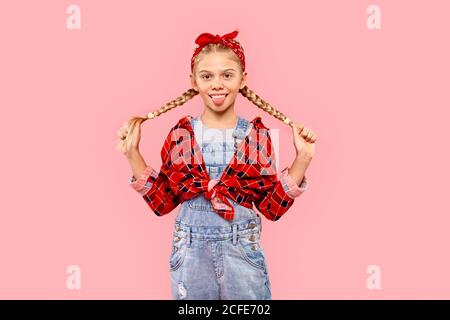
<box><xmin>169</xmin><ymin>231</ymin><xmax>187</xmax><ymax>272</ymax></box>
<box><xmin>237</xmin><ymin>230</ymin><xmax>267</xmax><ymax>272</ymax></box>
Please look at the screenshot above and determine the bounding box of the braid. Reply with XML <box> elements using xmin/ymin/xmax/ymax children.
<box><xmin>125</xmin><ymin>88</ymin><xmax>198</xmax><ymax>147</ymax></box>
<box><xmin>146</xmin><ymin>88</ymin><xmax>199</xmax><ymax>120</ymax></box>
<box><xmin>239</xmin><ymin>85</ymin><xmax>294</xmax><ymax>127</ymax></box>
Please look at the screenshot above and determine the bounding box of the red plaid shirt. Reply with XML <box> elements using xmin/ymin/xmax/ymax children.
<box><xmin>129</xmin><ymin>115</ymin><xmax>308</xmax><ymax>221</ymax></box>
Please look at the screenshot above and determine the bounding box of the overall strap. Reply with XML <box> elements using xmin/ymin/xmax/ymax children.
<box><xmin>232</xmin><ymin>116</ymin><xmax>250</xmax><ymax>142</ymax></box>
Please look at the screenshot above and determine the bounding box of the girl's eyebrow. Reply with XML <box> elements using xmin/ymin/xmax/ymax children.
<box><xmin>199</xmin><ymin>68</ymin><xmax>236</xmax><ymax>73</ymax></box>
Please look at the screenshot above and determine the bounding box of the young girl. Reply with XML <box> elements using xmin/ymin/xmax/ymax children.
<box><xmin>116</xmin><ymin>30</ymin><xmax>317</xmax><ymax>300</ymax></box>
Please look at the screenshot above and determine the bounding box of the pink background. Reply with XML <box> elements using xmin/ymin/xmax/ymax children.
<box><xmin>1</xmin><ymin>0</ymin><xmax>449</xmax><ymax>299</ymax></box>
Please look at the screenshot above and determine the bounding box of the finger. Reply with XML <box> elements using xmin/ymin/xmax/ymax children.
<box><xmin>132</xmin><ymin>119</ymin><xmax>143</xmax><ymax>134</ymax></box>
<box><xmin>291</xmin><ymin>123</ymin><xmax>302</xmax><ymax>134</ymax></box>
<box><xmin>300</xmin><ymin>127</ymin><xmax>309</xmax><ymax>138</ymax></box>
<box><xmin>293</xmin><ymin>124</ymin><xmax>303</xmax><ymax>134</ymax></box>
<box><xmin>118</xmin><ymin>129</ymin><xmax>126</xmax><ymax>140</ymax></box>
<box><xmin>294</xmin><ymin>122</ymin><xmax>305</xmax><ymax>130</ymax></box>
<box><xmin>128</xmin><ymin>123</ymin><xmax>137</xmax><ymax>138</ymax></box>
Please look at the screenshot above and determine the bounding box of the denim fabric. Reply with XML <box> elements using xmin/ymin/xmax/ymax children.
<box><xmin>169</xmin><ymin>115</ymin><xmax>272</xmax><ymax>300</ymax></box>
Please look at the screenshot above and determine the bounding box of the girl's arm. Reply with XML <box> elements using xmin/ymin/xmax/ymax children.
<box><xmin>253</xmin><ymin>130</ymin><xmax>309</xmax><ymax>221</ymax></box>
<box><xmin>127</xmin><ymin>149</ymin><xmax>148</xmax><ymax>181</ymax></box>
<box><xmin>128</xmin><ymin>150</ymin><xmax>157</xmax><ymax>196</ymax></box>
<box><xmin>281</xmin><ymin>164</ymin><xmax>308</xmax><ymax>198</ymax></box>
<box><xmin>126</xmin><ymin>127</ymin><xmax>182</xmax><ymax>216</ymax></box>
<box><xmin>286</xmin><ymin>156</ymin><xmax>310</xmax><ymax>186</ymax></box>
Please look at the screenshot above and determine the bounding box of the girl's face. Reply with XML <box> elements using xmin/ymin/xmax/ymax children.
<box><xmin>190</xmin><ymin>51</ymin><xmax>247</xmax><ymax>114</ymax></box>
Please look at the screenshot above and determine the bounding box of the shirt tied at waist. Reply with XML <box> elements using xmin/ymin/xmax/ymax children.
<box><xmin>202</xmin><ymin>178</ymin><xmax>235</xmax><ymax>220</ymax></box>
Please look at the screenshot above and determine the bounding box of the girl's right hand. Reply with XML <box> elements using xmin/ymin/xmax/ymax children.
<box><xmin>115</xmin><ymin>117</ymin><xmax>145</xmax><ymax>157</ymax></box>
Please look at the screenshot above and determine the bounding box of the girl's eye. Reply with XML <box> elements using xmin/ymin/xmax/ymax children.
<box><xmin>200</xmin><ymin>73</ymin><xmax>233</xmax><ymax>80</ymax></box>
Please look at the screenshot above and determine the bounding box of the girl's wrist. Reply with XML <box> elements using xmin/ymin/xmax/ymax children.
<box><xmin>127</xmin><ymin>148</ymin><xmax>141</xmax><ymax>160</ymax></box>
<box><xmin>295</xmin><ymin>153</ymin><xmax>312</xmax><ymax>164</ymax></box>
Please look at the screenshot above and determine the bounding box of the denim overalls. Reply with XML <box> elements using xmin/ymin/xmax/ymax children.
<box><xmin>168</xmin><ymin>115</ymin><xmax>272</xmax><ymax>300</ymax></box>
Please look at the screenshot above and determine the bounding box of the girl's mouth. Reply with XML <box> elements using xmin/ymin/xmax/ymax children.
<box><xmin>209</xmin><ymin>94</ymin><xmax>228</xmax><ymax>106</ymax></box>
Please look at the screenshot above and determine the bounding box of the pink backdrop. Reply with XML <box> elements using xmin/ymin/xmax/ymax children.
<box><xmin>1</xmin><ymin>0</ymin><xmax>449</xmax><ymax>299</ymax></box>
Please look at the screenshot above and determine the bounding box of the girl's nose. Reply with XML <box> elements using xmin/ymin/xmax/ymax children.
<box><xmin>211</xmin><ymin>82</ymin><xmax>224</xmax><ymax>89</ymax></box>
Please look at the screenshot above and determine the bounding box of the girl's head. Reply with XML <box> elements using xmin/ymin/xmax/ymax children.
<box><xmin>190</xmin><ymin>43</ymin><xmax>247</xmax><ymax>115</ymax></box>
<box><xmin>126</xmin><ymin>30</ymin><xmax>294</xmax><ymax>141</ymax></box>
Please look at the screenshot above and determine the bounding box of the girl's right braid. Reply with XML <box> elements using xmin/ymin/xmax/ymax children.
<box><xmin>126</xmin><ymin>88</ymin><xmax>199</xmax><ymax>147</ymax></box>
<box><xmin>147</xmin><ymin>88</ymin><xmax>199</xmax><ymax>120</ymax></box>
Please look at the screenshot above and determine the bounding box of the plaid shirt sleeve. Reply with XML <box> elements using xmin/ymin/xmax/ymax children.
<box><xmin>253</xmin><ymin>169</ymin><xmax>308</xmax><ymax>221</ymax></box>
<box><xmin>129</xmin><ymin>165</ymin><xmax>158</xmax><ymax>195</ymax></box>
<box><xmin>280</xmin><ymin>166</ymin><xmax>308</xmax><ymax>198</ymax></box>
<box><xmin>140</xmin><ymin>168</ymin><xmax>181</xmax><ymax>216</ymax></box>
<box><xmin>253</xmin><ymin>176</ymin><xmax>297</xmax><ymax>221</ymax></box>
<box><xmin>128</xmin><ymin>125</ymin><xmax>182</xmax><ymax>217</ymax></box>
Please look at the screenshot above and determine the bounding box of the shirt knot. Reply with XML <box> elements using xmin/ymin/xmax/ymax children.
<box><xmin>204</xmin><ymin>178</ymin><xmax>219</xmax><ymax>199</ymax></box>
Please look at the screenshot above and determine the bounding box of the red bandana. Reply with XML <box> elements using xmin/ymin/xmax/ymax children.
<box><xmin>191</xmin><ymin>29</ymin><xmax>246</xmax><ymax>72</ymax></box>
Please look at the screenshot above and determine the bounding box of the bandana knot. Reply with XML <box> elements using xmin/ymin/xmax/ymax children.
<box><xmin>191</xmin><ymin>29</ymin><xmax>246</xmax><ymax>72</ymax></box>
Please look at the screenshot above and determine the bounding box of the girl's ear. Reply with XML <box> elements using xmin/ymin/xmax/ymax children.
<box><xmin>190</xmin><ymin>73</ymin><xmax>198</xmax><ymax>91</ymax></box>
<box><xmin>240</xmin><ymin>71</ymin><xmax>248</xmax><ymax>90</ymax></box>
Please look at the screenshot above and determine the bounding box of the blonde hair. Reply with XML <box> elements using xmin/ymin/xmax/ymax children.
<box><xmin>126</xmin><ymin>42</ymin><xmax>294</xmax><ymax>145</ymax></box>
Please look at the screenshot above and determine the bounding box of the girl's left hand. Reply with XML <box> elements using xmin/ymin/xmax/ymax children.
<box><xmin>291</xmin><ymin>122</ymin><xmax>317</xmax><ymax>161</ymax></box>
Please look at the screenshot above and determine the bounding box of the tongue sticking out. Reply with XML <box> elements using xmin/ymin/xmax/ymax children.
<box><xmin>210</xmin><ymin>94</ymin><xmax>227</xmax><ymax>106</ymax></box>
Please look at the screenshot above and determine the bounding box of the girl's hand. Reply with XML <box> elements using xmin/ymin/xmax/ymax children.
<box><xmin>115</xmin><ymin>117</ymin><xmax>145</xmax><ymax>157</ymax></box>
<box><xmin>291</xmin><ymin>122</ymin><xmax>317</xmax><ymax>162</ymax></box>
